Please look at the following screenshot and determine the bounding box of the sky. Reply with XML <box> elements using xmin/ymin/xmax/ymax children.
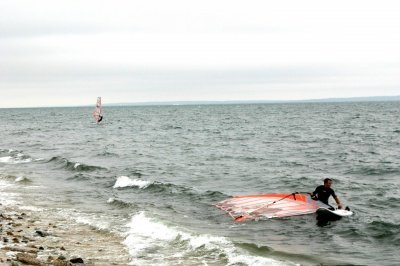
<box><xmin>1</xmin><ymin>0</ymin><xmax>400</xmax><ymax>107</ymax></box>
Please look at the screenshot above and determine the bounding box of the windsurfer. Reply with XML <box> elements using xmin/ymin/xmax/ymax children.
<box><xmin>93</xmin><ymin>97</ymin><xmax>103</xmax><ymax>124</ymax></box>
<box><xmin>309</xmin><ymin>178</ymin><xmax>343</xmax><ymax>209</ymax></box>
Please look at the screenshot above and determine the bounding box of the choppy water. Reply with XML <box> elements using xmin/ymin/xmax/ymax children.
<box><xmin>0</xmin><ymin>102</ymin><xmax>399</xmax><ymax>266</ymax></box>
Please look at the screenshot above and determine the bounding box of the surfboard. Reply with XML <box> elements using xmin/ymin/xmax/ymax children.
<box><xmin>316</xmin><ymin>207</ymin><xmax>353</xmax><ymax>221</ymax></box>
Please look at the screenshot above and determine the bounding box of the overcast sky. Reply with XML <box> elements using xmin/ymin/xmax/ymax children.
<box><xmin>1</xmin><ymin>0</ymin><xmax>399</xmax><ymax>107</ymax></box>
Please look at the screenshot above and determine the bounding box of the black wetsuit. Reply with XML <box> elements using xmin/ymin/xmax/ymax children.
<box><xmin>312</xmin><ymin>185</ymin><xmax>336</xmax><ymax>205</ymax></box>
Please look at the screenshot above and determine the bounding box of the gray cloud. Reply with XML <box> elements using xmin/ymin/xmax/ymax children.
<box><xmin>1</xmin><ymin>0</ymin><xmax>399</xmax><ymax>107</ymax></box>
<box><xmin>0</xmin><ymin>22</ymin><xmax>105</xmax><ymax>38</ymax></box>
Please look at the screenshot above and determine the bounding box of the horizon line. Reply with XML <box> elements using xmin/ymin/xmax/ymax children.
<box><xmin>1</xmin><ymin>95</ymin><xmax>400</xmax><ymax>109</ymax></box>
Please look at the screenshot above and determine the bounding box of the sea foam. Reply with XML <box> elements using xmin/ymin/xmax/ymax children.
<box><xmin>15</xmin><ymin>176</ymin><xmax>27</xmax><ymax>182</ymax></box>
<box><xmin>0</xmin><ymin>156</ymin><xmax>13</xmax><ymax>163</ymax></box>
<box><xmin>123</xmin><ymin>211</ymin><xmax>295</xmax><ymax>266</ymax></box>
<box><xmin>0</xmin><ymin>154</ymin><xmax>32</xmax><ymax>164</ymax></box>
<box><xmin>113</xmin><ymin>176</ymin><xmax>152</xmax><ymax>189</ymax></box>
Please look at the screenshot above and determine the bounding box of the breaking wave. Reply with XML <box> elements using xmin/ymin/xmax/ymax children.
<box><xmin>112</xmin><ymin>176</ymin><xmax>227</xmax><ymax>202</ymax></box>
<box><xmin>113</xmin><ymin>176</ymin><xmax>152</xmax><ymax>189</ymax></box>
<box><xmin>107</xmin><ymin>197</ymin><xmax>135</xmax><ymax>209</ymax></box>
<box><xmin>123</xmin><ymin>211</ymin><xmax>296</xmax><ymax>266</ymax></box>
<box><xmin>15</xmin><ymin>176</ymin><xmax>32</xmax><ymax>183</ymax></box>
<box><xmin>0</xmin><ymin>174</ymin><xmax>32</xmax><ymax>183</ymax></box>
<box><xmin>0</xmin><ymin>150</ymin><xmax>33</xmax><ymax>164</ymax></box>
<box><xmin>47</xmin><ymin>156</ymin><xmax>104</xmax><ymax>172</ymax></box>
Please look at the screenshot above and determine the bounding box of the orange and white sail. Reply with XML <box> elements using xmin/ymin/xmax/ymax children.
<box><xmin>216</xmin><ymin>193</ymin><xmax>329</xmax><ymax>221</ymax></box>
<box><xmin>92</xmin><ymin>97</ymin><xmax>103</xmax><ymax>123</ymax></box>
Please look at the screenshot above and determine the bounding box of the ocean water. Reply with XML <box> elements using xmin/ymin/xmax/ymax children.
<box><xmin>0</xmin><ymin>102</ymin><xmax>399</xmax><ymax>266</ymax></box>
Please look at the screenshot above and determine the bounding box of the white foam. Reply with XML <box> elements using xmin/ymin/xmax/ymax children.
<box><xmin>74</xmin><ymin>215</ymin><xmax>109</xmax><ymax>230</ymax></box>
<box><xmin>19</xmin><ymin>205</ymin><xmax>44</xmax><ymax>212</ymax></box>
<box><xmin>123</xmin><ymin>212</ymin><xmax>178</xmax><ymax>265</ymax></box>
<box><xmin>0</xmin><ymin>183</ymin><xmax>19</xmax><ymax>206</ymax></box>
<box><xmin>107</xmin><ymin>197</ymin><xmax>115</xmax><ymax>203</ymax></box>
<box><xmin>0</xmin><ymin>156</ymin><xmax>12</xmax><ymax>163</ymax></box>
<box><xmin>15</xmin><ymin>176</ymin><xmax>25</xmax><ymax>182</ymax></box>
<box><xmin>228</xmin><ymin>254</ymin><xmax>296</xmax><ymax>266</ymax></box>
<box><xmin>0</xmin><ymin>198</ymin><xmax>18</xmax><ymax>206</ymax></box>
<box><xmin>0</xmin><ymin>155</ymin><xmax>32</xmax><ymax>164</ymax></box>
<box><xmin>56</xmin><ymin>209</ymin><xmax>111</xmax><ymax>231</ymax></box>
<box><xmin>123</xmin><ymin>212</ymin><xmax>295</xmax><ymax>266</ymax></box>
<box><xmin>74</xmin><ymin>163</ymin><xmax>81</xmax><ymax>168</ymax></box>
<box><xmin>113</xmin><ymin>176</ymin><xmax>152</xmax><ymax>189</ymax></box>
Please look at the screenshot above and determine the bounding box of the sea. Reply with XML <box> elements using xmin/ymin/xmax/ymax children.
<box><xmin>0</xmin><ymin>102</ymin><xmax>399</xmax><ymax>266</ymax></box>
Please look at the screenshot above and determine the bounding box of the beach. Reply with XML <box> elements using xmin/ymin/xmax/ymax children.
<box><xmin>0</xmin><ymin>204</ymin><xmax>130</xmax><ymax>265</ymax></box>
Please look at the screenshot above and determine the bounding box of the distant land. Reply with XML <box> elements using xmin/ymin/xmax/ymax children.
<box><xmin>1</xmin><ymin>95</ymin><xmax>400</xmax><ymax>109</ymax></box>
<box><xmin>107</xmin><ymin>95</ymin><xmax>400</xmax><ymax>106</ymax></box>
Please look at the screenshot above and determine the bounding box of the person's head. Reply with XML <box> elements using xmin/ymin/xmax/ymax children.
<box><xmin>324</xmin><ymin>178</ymin><xmax>333</xmax><ymax>188</ymax></box>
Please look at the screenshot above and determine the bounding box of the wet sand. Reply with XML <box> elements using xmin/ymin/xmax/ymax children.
<box><xmin>0</xmin><ymin>204</ymin><xmax>131</xmax><ymax>265</ymax></box>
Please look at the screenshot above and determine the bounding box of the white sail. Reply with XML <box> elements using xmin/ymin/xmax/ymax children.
<box><xmin>92</xmin><ymin>97</ymin><xmax>103</xmax><ymax>123</ymax></box>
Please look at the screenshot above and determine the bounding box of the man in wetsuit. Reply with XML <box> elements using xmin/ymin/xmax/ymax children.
<box><xmin>309</xmin><ymin>178</ymin><xmax>343</xmax><ymax>209</ymax></box>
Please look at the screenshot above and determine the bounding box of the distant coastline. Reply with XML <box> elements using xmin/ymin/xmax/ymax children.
<box><xmin>1</xmin><ymin>95</ymin><xmax>399</xmax><ymax>109</ymax></box>
<box><xmin>108</xmin><ymin>95</ymin><xmax>400</xmax><ymax>107</ymax></box>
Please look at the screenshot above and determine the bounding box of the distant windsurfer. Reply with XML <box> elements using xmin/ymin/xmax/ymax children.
<box><xmin>309</xmin><ymin>178</ymin><xmax>343</xmax><ymax>209</ymax></box>
<box><xmin>93</xmin><ymin>97</ymin><xmax>103</xmax><ymax>124</ymax></box>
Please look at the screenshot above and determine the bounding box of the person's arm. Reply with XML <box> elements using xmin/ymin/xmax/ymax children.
<box><xmin>308</xmin><ymin>192</ymin><xmax>318</xmax><ymax>201</ymax></box>
<box><xmin>333</xmin><ymin>195</ymin><xmax>343</xmax><ymax>209</ymax></box>
<box><xmin>308</xmin><ymin>187</ymin><xmax>318</xmax><ymax>198</ymax></box>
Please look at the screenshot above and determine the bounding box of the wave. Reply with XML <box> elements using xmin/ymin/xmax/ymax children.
<box><xmin>66</xmin><ymin>173</ymin><xmax>91</xmax><ymax>181</ymax></box>
<box><xmin>0</xmin><ymin>174</ymin><xmax>32</xmax><ymax>183</ymax></box>
<box><xmin>161</xmin><ymin>125</ymin><xmax>183</xmax><ymax>130</ymax></box>
<box><xmin>15</xmin><ymin>176</ymin><xmax>32</xmax><ymax>183</ymax></box>
<box><xmin>107</xmin><ymin>197</ymin><xmax>135</xmax><ymax>209</ymax></box>
<box><xmin>346</xmin><ymin>165</ymin><xmax>400</xmax><ymax>176</ymax></box>
<box><xmin>366</xmin><ymin>220</ymin><xmax>400</xmax><ymax>245</ymax></box>
<box><xmin>56</xmin><ymin>209</ymin><xmax>111</xmax><ymax>231</ymax></box>
<box><xmin>236</xmin><ymin>242</ymin><xmax>325</xmax><ymax>265</ymax></box>
<box><xmin>123</xmin><ymin>211</ymin><xmax>296</xmax><ymax>266</ymax></box>
<box><xmin>112</xmin><ymin>176</ymin><xmax>228</xmax><ymax>204</ymax></box>
<box><xmin>0</xmin><ymin>150</ymin><xmax>33</xmax><ymax>164</ymax></box>
<box><xmin>113</xmin><ymin>176</ymin><xmax>152</xmax><ymax>189</ymax></box>
<box><xmin>235</xmin><ymin>242</ymin><xmax>273</xmax><ymax>253</ymax></box>
<box><xmin>346</xmin><ymin>218</ymin><xmax>400</xmax><ymax>246</ymax></box>
<box><xmin>46</xmin><ymin>156</ymin><xmax>105</xmax><ymax>172</ymax></box>
<box><xmin>0</xmin><ymin>174</ymin><xmax>18</xmax><ymax>181</ymax></box>
<box><xmin>96</xmin><ymin>151</ymin><xmax>119</xmax><ymax>157</ymax></box>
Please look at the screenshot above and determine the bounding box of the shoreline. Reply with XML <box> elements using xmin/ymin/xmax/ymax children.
<box><xmin>0</xmin><ymin>204</ymin><xmax>130</xmax><ymax>265</ymax></box>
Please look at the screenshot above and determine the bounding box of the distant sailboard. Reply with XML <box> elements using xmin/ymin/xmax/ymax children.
<box><xmin>93</xmin><ymin>97</ymin><xmax>103</xmax><ymax>123</ymax></box>
<box><xmin>215</xmin><ymin>192</ymin><xmax>331</xmax><ymax>222</ymax></box>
